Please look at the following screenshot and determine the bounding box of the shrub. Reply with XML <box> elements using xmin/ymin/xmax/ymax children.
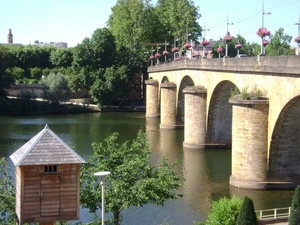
<box><xmin>289</xmin><ymin>185</ymin><xmax>300</xmax><ymax>225</ymax></box>
<box><xmin>204</xmin><ymin>196</ymin><xmax>242</xmax><ymax>225</ymax></box>
<box><xmin>237</xmin><ymin>196</ymin><xmax>258</xmax><ymax>225</ymax></box>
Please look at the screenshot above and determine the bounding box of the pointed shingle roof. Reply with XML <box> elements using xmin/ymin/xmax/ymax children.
<box><xmin>10</xmin><ymin>124</ymin><xmax>85</xmax><ymax>166</ymax></box>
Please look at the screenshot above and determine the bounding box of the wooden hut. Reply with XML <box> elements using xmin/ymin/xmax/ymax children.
<box><xmin>10</xmin><ymin>124</ymin><xmax>86</xmax><ymax>225</ymax></box>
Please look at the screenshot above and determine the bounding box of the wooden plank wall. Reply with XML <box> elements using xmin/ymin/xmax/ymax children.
<box><xmin>18</xmin><ymin>164</ymin><xmax>79</xmax><ymax>224</ymax></box>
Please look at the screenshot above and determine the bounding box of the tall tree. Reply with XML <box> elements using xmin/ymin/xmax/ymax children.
<box><xmin>155</xmin><ymin>0</ymin><xmax>201</xmax><ymax>49</ymax></box>
<box><xmin>266</xmin><ymin>28</ymin><xmax>295</xmax><ymax>56</ymax></box>
<box><xmin>80</xmin><ymin>131</ymin><xmax>183</xmax><ymax>225</ymax></box>
<box><xmin>108</xmin><ymin>0</ymin><xmax>152</xmax><ymax>48</ymax></box>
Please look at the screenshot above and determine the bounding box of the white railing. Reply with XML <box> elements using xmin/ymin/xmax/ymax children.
<box><xmin>256</xmin><ymin>207</ymin><xmax>291</xmax><ymax>220</ymax></box>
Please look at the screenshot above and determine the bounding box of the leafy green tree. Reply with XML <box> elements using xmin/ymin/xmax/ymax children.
<box><xmin>202</xmin><ymin>196</ymin><xmax>242</xmax><ymax>225</ymax></box>
<box><xmin>50</xmin><ymin>48</ymin><xmax>73</xmax><ymax>68</ymax></box>
<box><xmin>289</xmin><ymin>185</ymin><xmax>300</xmax><ymax>224</ymax></box>
<box><xmin>266</xmin><ymin>28</ymin><xmax>295</xmax><ymax>55</ymax></box>
<box><xmin>80</xmin><ymin>131</ymin><xmax>183</xmax><ymax>225</ymax></box>
<box><xmin>90</xmin><ymin>65</ymin><xmax>128</xmax><ymax>106</ymax></box>
<box><xmin>30</xmin><ymin>67</ymin><xmax>43</xmax><ymax>80</ymax></box>
<box><xmin>0</xmin><ymin>158</ymin><xmax>17</xmax><ymax>224</ymax></box>
<box><xmin>155</xmin><ymin>0</ymin><xmax>201</xmax><ymax>49</ymax></box>
<box><xmin>236</xmin><ymin>196</ymin><xmax>258</xmax><ymax>225</ymax></box>
<box><xmin>41</xmin><ymin>72</ymin><xmax>72</xmax><ymax>102</ymax></box>
<box><xmin>5</xmin><ymin>66</ymin><xmax>25</xmax><ymax>81</ymax></box>
<box><xmin>108</xmin><ymin>0</ymin><xmax>152</xmax><ymax>48</ymax></box>
<box><xmin>0</xmin><ymin>46</ymin><xmax>15</xmax><ymax>97</ymax></box>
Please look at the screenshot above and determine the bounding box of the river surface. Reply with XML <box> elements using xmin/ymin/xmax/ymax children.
<box><xmin>0</xmin><ymin>112</ymin><xmax>295</xmax><ymax>225</ymax></box>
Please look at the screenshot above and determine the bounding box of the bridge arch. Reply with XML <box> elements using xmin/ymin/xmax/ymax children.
<box><xmin>207</xmin><ymin>80</ymin><xmax>237</xmax><ymax>146</ymax></box>
<box><xmin>268</xmin><ymin>95</ymin><xmax>300</xmax><ymax>184</ymax></box>
<box><xmin>178</xmin><ymin>76</ymin><xmax>195</xmax><ymax>123</ymax></box>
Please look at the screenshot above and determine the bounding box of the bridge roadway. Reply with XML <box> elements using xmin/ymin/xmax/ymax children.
<box><xmin>145</xmin><ymin>56</ymin><xmax>300</xmax><ymax>189</ymax></box>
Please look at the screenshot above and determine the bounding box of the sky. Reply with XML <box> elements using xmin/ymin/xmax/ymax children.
<box><xmin>0</xmin><ymin>0</ymin><xmax>299</xmax><ymax>48</ymax></box>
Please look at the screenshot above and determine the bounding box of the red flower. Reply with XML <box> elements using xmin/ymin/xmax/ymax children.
<box><xmin>163</xmin><ymin>50</ymin><xmax>169</xmax><ymax>55</ymax></box>
<box><xmin>184</xmin><ymin>42</ymin><xmax>192</xmax><ymax>49</ymax></box>
<box><xmin>217</xmin><ymin>47</ymin><xmax>223</xmax><ymax>53</ymax></box>
<box><xmin>295</xmin><ymin>35</ymin><xmax>300</xmax><ymax>44</ymax></box>
<box><xmin>235</xmin><ymin>43</ymin><xmax>242</xmax><ymax>49</ymax></box>
<box><xmin>201</xmin><ymin>39</ymin><xmax>210</xmax><ymax>46</ymax></box>
<box><xmin>150</xmin><ymin>55</ymin><xmax>155</xmax><ymax>59</ymax></box>
<box><xmin>263</xmin><ymin>39</ymin><xmax>269</xmax><ymax>46</ymax></box>
<box><xmin>172</xmin><ymin>47</ymin><xmax>179</xmax><ymax>52</ymax></box>
<box><xmin>256</xmin><ymin>28</ymin><xmax>270</xmax><ymax>38</ymax></box>
<box><xmin>223</xmin><ymin>32</ymin><xmax>232</xmax><ymax>43</ymax></box>
<box><xmin>154</xmin><ymin>52</ymin><xmax>161</xmax><ymax>58</ymax></box>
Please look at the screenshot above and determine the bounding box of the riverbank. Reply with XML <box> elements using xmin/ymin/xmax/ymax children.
<box><xmin>0</xmin><ymin>97</ymin><xmax>145</xmax><ymax>115</ymax></box>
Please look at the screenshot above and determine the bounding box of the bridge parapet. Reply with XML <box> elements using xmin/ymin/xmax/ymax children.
<box><xmin>148</xmin><ymin>56</ymin><xmax>300</xmax><ymax>75</ymax></box>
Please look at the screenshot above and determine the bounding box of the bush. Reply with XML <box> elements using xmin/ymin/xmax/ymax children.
<box><xmin>289</xmin><ymin>185</ymin><xmax>300</xmax><ymax>225</ymax></box>
<box><xmin>41</xmin><ymin>72</ymin><xmax>72</xmax><ymax>102</ymax></box>
<box><xmin>203</xmin><ymin>196</ymin><xmax>242</xmax><ymax>225</ymax></box>
<box><xmin>236</xmin><ymin>196</ymin><xmax>258</xmax><ymax>225</ymax></box>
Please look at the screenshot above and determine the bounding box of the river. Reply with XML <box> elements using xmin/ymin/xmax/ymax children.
<box><xmin>0</xmin><ymin>112</ymin><xmax>295</xmax><ymax>225</ymax></box>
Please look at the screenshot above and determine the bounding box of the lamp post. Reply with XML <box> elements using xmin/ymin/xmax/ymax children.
<box><xmin>225</xmin><ymin>14</ymin><xmax>234</xmax><ymax>57</ymax></box>
<box><xmin>261</xmin><ymin>0</ymin><xmax>271</xmax><ymax>55</ymax></box>
<box><xmin>164</xmin><ymin>41</ymin><xmax>169</xmax><ymax>63</ymax></box>
<box><xmin>94</xmin><ymin>171</ymin><xmax>111</xmax><ymax>225</ymax></box>
<box><xmin>202</xmin><ymin>24</ymin><xmax>210</xmax><ymax>58</ymax></box>
<box><xmin>294</xmin><ymin>14</ymin><xmax>300</xmax><ymax>55</ymax></box>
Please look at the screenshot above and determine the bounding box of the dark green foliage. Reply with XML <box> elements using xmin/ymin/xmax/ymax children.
<box><xmin>237</xmin><ymin>196</ymin><xmax>258</xmax><ymax>225</ymax></box>
<box><xmin>80</xmin><ymin>131</ymin><xmax>183</xmax><ymax>225</ymax></box>
<box><xmin>0</xmin><ymin>158</ymin><xmax>17</xmax><ymax>224</ymax></box>
<box><xmin>289</xmin><ymin>185</ymin><xmax>300</xmax><ymax>225</ymax></box>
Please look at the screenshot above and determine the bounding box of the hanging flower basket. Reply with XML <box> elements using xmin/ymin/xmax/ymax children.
<box><xmin>235</xmin><ymin>43</ymin><xmax>242</xmax><ymax>49</ymax></box>
<box><xmin>217</xmin><ymin>47</ymin><xmax>223</xmax><ymax>53</ymax></box>
<box><xmin>295</xmin><ymin>35</ymin><xmax>300</xmax><ymax>44</ymax></box>
<box><xmin>174</xmin><ymin>57</ymin><xmax>181</xmax><ymax>61</ymax></box>
<box><xmin>192</xmin><ymin>53</ymin><xmax>197</xmax><ymax>58</ymax></box>
<box><xmin>204</xmin><ymin>51</ymin><xmax>209</xmax><ymax>56</ymax></box>
<box><xmin>163</xmin><ymin>50</ymin><xmax>169</xmax><ymax>55</ymax></box>
<box><xmin>223</xmin><ymin>32</ymin><xmax>232</xmax><ymax>43</ymax></box>
<box><xmin>150</xmin><ymin>55</ymin><xmax>155</xmax><ymax>60</ymax></box>
<box><xmin>201</xmin><ymin>39</ymin><xmax>210</xmax><ymax>46</ymax></box>
<box><xmin>184</xmin><ymin>42</ymin><xmax>192</xmax><ymax>49</ymax></box>
<box><xmin>172</xmin><ymin>47</ymin><xmax>179</xmax><ymax>52</ymax></box>
<box><xmin>263</xmin><ymin>39</ymin><xmax>269</xmax><ymax>47</ymax></box>
<box><xmin>154</xmin><ymin>52</ymin><xmax>161</xmax><ymax>58</ymax></box>
<box><xmin>256</xmin><ymin>28</ymin><xmax>270</xmax><ymax>38</ymax></box>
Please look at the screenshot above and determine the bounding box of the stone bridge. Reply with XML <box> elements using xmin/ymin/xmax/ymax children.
<box><xmin>145</xmin><ymin>56</ymin><xmax>300</xmax><ymax>190</ymax></box>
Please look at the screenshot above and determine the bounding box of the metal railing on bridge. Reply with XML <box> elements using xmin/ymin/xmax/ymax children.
<box><xmin>256</xmin><ymin>207</ymin><xmax>291</xmax><ymax>220</ymax></box>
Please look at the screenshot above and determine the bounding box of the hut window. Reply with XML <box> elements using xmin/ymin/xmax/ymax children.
<box><xmin>44</xmin><ymin>165</ymin><xmax>57</xmax><ymax>173</ymax></box>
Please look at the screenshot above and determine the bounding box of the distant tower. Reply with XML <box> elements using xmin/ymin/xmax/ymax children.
<box><xmin>7</xmin><ymin>29</ymin><xmax>13</xmax><ymax>44</ymax></box>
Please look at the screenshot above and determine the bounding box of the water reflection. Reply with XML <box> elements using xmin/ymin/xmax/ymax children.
<box><xmin>0</xmin><ymin>113</ymin><xmax>295</xmax><ymax>225</ymax></box>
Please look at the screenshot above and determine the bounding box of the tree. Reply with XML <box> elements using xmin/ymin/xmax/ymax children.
<box><xmin>155</xmin><ymin>0</ymin><xmax>201</xmax><ymax>48</ymax></box>
<box><xmin>266</xmin><ymin>28</ymin><xmax>295</xmax><ymax>56</ymax></box>
<box><xmin>50</xmin><ymin>48</ymin><xmax>73</xmax><ymax>68</ymax></box>
<box><xmin>289</xmin><ymin>185</ymin><xmax>300</xmax><ymax>224</ymax></box>
<box><xmin>0</xmin><ymin>158</ymin><xmax>17</xmax><ymax>224</ymax></box>
<box><xmin>0</xmin><ymin>46</ymin><xmax>15</xmax><ymax>97</ymax></box>
<box><xmin>80</xmin><ymin>131</ymin><xmax>183</xmax><ymax>225</ymax></box>
<box><xmin>108</xmin><ymin>0</ymin><xmax>152</xmax><ymax>48</ymax></box>
<box><xmin>41</xmin><ymin>72</ymin><xmax>72</xmax><ymax>102</ymax></box>
<box><xmin>236</xmin><ymin>196</ymin><xmax>258</xmax><ymax>225</ymax></box>
<box><xmin>201</xmin><ymin>196</ymin><xmax>242</xmax><ymax>225</ymax></box>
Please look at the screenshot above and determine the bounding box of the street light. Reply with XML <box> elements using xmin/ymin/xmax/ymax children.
<box><xmin>94</xmin><ymin>171</ymin><xmax>111</xmax><ymax>225</ymax></box>
<box><xmin>261</xmin><ymin>0</ymin><xmax>271</xmax><ymax>55</ymax></box>
<box><xmin>225</xmin><ymin>14</ymin><xmax>234</xmax><ymax>57</ymax></box>
<box><xmin>294</xmin><ymin>15</ymin><xmax>300</xmax><ymax>55</ymax></box>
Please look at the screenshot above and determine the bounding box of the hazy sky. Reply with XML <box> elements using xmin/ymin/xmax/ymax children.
<box><xmin>1</xmin><ymin>0</ymin><xmax>299</xmax><ymax>47</ymax></box>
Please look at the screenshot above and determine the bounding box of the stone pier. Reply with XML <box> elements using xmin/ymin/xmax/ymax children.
<box><xmin>229</xmin><ymin>97</ymin><xmax>269</xmax><ymax>189</ymax></box>
<box><xmin>183</xmin><ymin>86</ymin><xmax>207</xmax><ymax>149</ymax></box>
<box><xmin>145</xmin><ymin>79</ymin><xmax>159</xmax><ymax>118</ymax></box>
<box><xmin>160</xmin><ymin>82</ymin><xmax>177</xmax><ymax>129</ymax></box>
